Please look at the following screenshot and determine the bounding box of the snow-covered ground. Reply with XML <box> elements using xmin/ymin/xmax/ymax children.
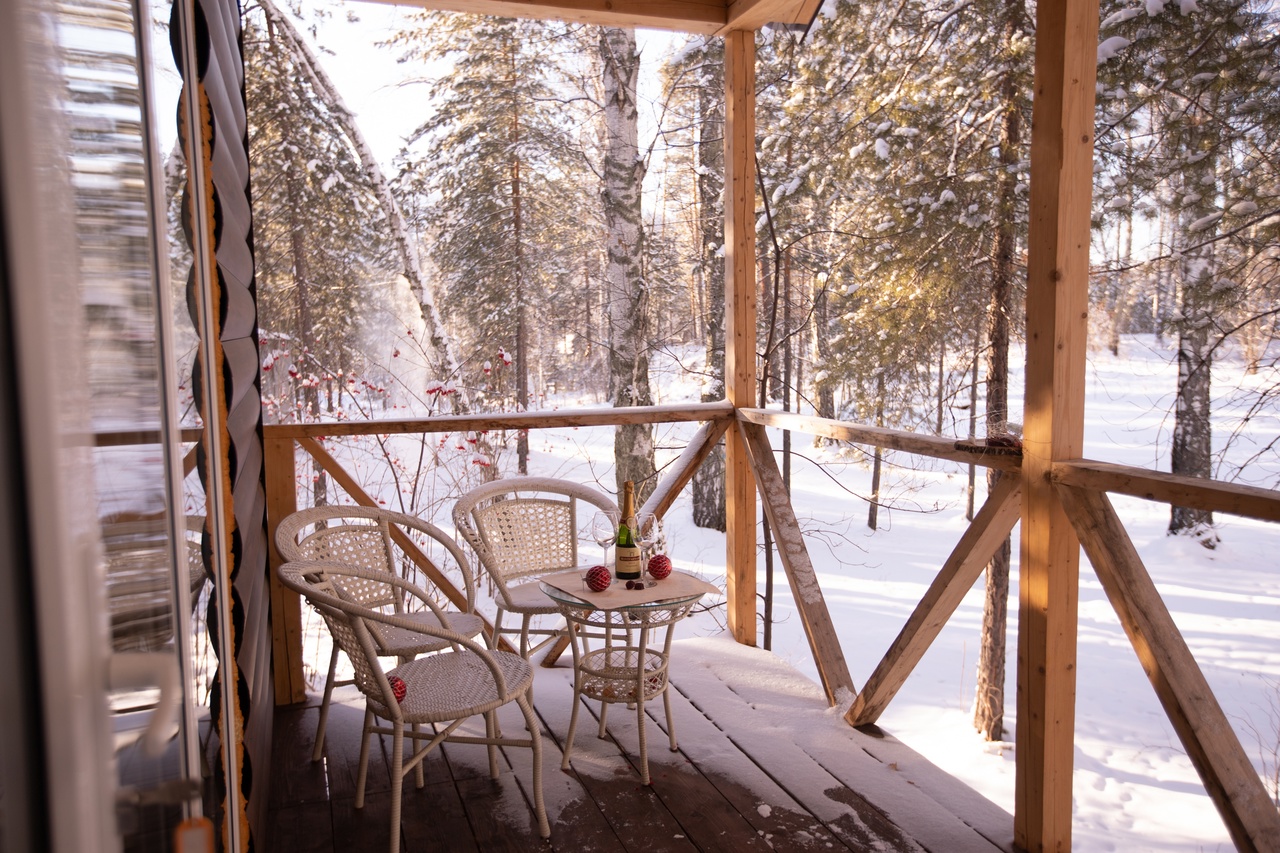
<box><xmin>416</xmin><ymin>333</ymin><xmax>1274</xmax><ymax>853</ymax></box>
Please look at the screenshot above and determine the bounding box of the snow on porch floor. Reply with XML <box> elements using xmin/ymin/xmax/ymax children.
<box><xmin>268</xmin><ymin>634</ymin><xmax>1013</xmax><ymax>852</ymax></box>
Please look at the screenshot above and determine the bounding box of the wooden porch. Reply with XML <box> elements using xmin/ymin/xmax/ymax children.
<box><xmin>163</xmin><ymin>0</ymin><xmax>1280</xmax><ymax>847</ymax></box>
<box><xmin>267</xmin><ymin>636</ymin><xmax>1012</xmax><ymax>852</ymax></box>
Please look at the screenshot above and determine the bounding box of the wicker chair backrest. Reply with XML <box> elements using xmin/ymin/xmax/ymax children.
<box><xmin>276</xmin><ymin>506</ymin><xmax>479</xmax><ymax>616</ymax></box>
<box><xmin>297</xmin><ymin>523</ymin><xmax>396</xmax><ymax>607</ymax></box>
<box><xmin>454</xmin><ymin>478</ymin><xmax>618</xmax><ymax>596</ymax></box>
<box><xmin>474</xmin><ymin>497</ymin><xmax>577</xmax><ymax>582</ymax></box>
<box><xmin>308</xmin><ymin>586</ymin><xmax>400</xmax><ymax>717</ymax></box>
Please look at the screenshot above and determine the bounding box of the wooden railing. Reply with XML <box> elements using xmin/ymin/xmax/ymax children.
<box><xmin>738</xmin><ymin>407</ymin><xmax>1279</xmax><ymax>851</ymax></box>
<box><xmin>262</xmin><ymin>402</ymin><xmax>736</xmax><ymax>702</ymax></box>
<box><xmin>259</xmin><ymin>403</ymin><xmax>1280</xmax><ymax>852</ymax></box>
<box><xmin>95</xmin><ymin>427</ymin><xmax>203</xmax><ymax>476</ymax></box>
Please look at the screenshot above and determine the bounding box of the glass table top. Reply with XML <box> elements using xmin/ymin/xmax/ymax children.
<box><xmin>539</xmin><ymin>574</ymin><xmax>709</xmax><ymax>612</ymax></box>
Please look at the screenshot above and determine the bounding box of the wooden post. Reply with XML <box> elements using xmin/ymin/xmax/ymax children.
<box><xmin>724</xmin><ymin>28</ymin><xmax>757</xmax><ymax>646</ymax></box>
<box><xmin>265</xmin><ymin>437</ymin><xmax>306</xmax><ymax>705</ymax></box>
<box><xmin>1017</xmin><ymin>0</ymin><xmax>1098</xmax><ymax>845</ymax></box>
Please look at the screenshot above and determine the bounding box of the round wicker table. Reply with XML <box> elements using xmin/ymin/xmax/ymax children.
<box><xmin>541</xmin><ymin>576</ymin><xmax>706</xmax><ymax>784</ymax></box>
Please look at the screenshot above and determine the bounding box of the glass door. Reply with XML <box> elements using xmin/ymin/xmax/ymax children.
<box><xmin>0</xmin><ymin>0</ymin><xmax>213</xmax><ymax>849</ymax></box>
<box><xmin>60</xmin><ymin>0</ymin><xmax>211</xmax><ymax>847</ymax></box>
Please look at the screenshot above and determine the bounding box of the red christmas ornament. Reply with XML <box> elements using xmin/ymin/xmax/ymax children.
<box><xmin>584</xmin><ymin>565</ymin><xmax>612</xmax><ymax>592</ymax></box>
<box><xmin>388</xmin><ymin>675</ymin><xmax>407</xmax><ymax>704</ymax></box>
<box><xmin>647</xmin><ymin>554</ymin><xmax>672</xmax><ymax>580</ymax></box>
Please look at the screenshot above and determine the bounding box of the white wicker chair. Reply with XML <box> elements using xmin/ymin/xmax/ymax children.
<box><xmin>277</xmin><ymin>561</ymin><xmax>549</xmax><ymax>852</ymax></box>
<box><xmin>453</xmin><ymin>477</ymin><xmax>618</xmax><ymax>658</ymax></box>
<box><xmin>274</xmin><ymin>505</ymin><xmax>484</xmax><ymax>760</ymax></box>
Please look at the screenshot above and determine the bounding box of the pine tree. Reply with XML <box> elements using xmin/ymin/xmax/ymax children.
<box><xmin>243</xmin><ymin>3</ymin><xmax>393</xmax><ymax>425</ymax></box>
<box><xmin>1094</xmin><ymin>0</ymin><xmax>1280</xmax><ymax>541</ymax></box>
<box><xmin>766</xmin><ymin>0</ymin><xmax>1035</xmax><ymax>738</ymax></box>
<box><xmin>662</xmin><ymin>34</ymin><xmax>727</xmax><ymax>530</ymax></box>
<box><xmin>390</xmin><ymin>12</ymin><xmax>595</xmax><ymax>473</ymax></box>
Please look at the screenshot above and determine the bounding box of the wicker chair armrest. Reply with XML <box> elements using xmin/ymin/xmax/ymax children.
<box><xmin>279</xmin><ymin>560</ymin><xmax>515</xmax><ymax>698</ymax></box>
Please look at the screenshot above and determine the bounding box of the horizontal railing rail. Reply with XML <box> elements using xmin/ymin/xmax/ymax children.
<box><xmin>736</xmin><ymin>408</ymin><xmax>1024</xmax><ymax>473</ymax></box>
<box><xmin>1053</xmin><ymin>458</ymin><xmax>1280</xmax><ymax>523</ymax></box>
<box><xmin>262</xmin><ymin>401</ymin><xmax>735</xmax><ymax>440</ymax></box>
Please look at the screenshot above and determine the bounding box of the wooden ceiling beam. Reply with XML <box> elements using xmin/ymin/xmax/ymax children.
<box><xmin>366</xmin><ymin>0</ymin><xmax>727</xmax><ymax>34</ymax></box>
<box><xmin>361</xmin><ymin>0</ymin><xmax>819</xmax><ymax>34</ymax></box>
<box><xmin>719</xmin><ymin>0</ymin><xmax>820</xmax><ymax>33</ymax></box>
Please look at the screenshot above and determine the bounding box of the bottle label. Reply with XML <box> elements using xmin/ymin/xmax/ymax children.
<box><xmin>615</xmin><ymin>545</ymin><xmax>642</xmax><ymax>579</ymax></box>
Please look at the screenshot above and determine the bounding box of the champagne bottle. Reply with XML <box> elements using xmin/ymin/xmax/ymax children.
<box><xmin>614</xmin><ymin>480</ymin><xmax>642</xmax><ymax>581</ymax></box>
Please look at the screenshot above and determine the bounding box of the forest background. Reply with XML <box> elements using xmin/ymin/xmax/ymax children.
<box><xmin>139</xmin><ymin>0</ymin><xmax>1278</xmax><ymax>846</ymax></box>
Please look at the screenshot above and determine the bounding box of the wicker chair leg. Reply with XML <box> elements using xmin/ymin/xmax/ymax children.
<box><xmin>411</xmin><ymin>723</ymin><xmax>424</xmax><ymax>788</ymax></box>
<box><xmin>636</xmin><ymin>695</ymin><xmax>650</xmax><ymax>785</ymax></box>
<box><xmin>519</xmin><ymin>613</ymin><xmax>533</xmax><ymax>658</ymax></box>
<box><xmin>597</xmin><ymin>701</ymin><xmax>609</xmax><ymax>739</ymax></box>
<box><xmin>489</xmin><ymin>609</ymin><xmax>509</xmax><ymax>739</ymax></box>
<box><xmin>485</xmin><ymin>711</ymin><xmax>499</xmax><ymax>779</ymax></box>
<box><xmin>561</xmin><ymin>681</ymin><xmax>583</xmax><ymax>771</ymax></box>
<box><xmin>520</xmin><ymin>617</ymin><xmax>538</xmax><ymax>715</ymax></box>
<box><xmin>388</xmin><ymin>722</ymin><xmax>404</xmax><ymax>853</ymax></box>
<box><xmin>517</xmin><ymin>693</ymin><xmax>551</xmax><ymax>838</ymax></box>
<box><xmin>355</xmin><ymin>706</ymin><xmax>374</xmax><ymax>808</ymax></box>
<box><xmin>312</xmin><ymin>643</ymin><xmax>341</xmax><ymax>761</ymax></box>
<box><xmin>489</xmin><ymin>607</ymin><xmax>507</xmax><ymax>650</ymax></box>
<box><xmin>664</xmin><ymin>687</ymin><xmax>678</xmax><ymax>752</ymax></box>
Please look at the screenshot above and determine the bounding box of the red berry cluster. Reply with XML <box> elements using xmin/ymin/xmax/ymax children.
<box><xmin>624</xmin><ymin>580</ymin><xmax>646</xmax><ymax>590</ymax></box>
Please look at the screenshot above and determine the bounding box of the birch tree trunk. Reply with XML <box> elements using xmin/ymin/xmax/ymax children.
<box><xmin>1168</xmin><ymin>123</ymin><xmax>1217</xmax><ymax>542</ymax></box>
<box><xmin>600</xmin><ymin>27</ymin><xmax>655</xmax><ymax>501</ymax></box>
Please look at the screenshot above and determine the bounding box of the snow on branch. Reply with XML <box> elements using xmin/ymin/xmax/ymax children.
<box><xmin>253</xmin><ymin>0</ymin><xmax>466</xmax><ymax>408</ymax></box>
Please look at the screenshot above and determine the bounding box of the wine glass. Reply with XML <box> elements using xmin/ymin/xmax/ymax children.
<box><xmin>591</xmin><ymin>509</ymin><xmax>620</xmax><ymax>564</ymax></box>
<box><xmin>633</xmin><ymin>512</ymin><xmax>659</xmax><ymax>558</ymax></box>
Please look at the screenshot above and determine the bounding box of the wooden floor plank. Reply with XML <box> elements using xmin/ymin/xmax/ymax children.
<box><xmin>582</xmin><ymin>679</ymin><xmax>814</xmax><ymax>852</ymax></box>
<box><xmin>317</xmin><ymin>692</ymin><xmax>392</xmax><ymax>800</ymax></box>
<box><xmin>397</xmin><ymin>777</ymin><xmax>479</xmax><ymax>853</ymax></box>
<box><xmin>268</xmin><ymin>705</ymin><xmax>329</xmax><ymax>808</ymax></box>
<box><xmin>642</xmin><ymin>670</ymin><xmax>857</xmax><ymax>850</ymax></box>
<box><xmin>330</xmin><ymin>792</ymin><xmax>394</xmax><ymax>853</ymax></box>
<box><xmin>673</xmin><ymin>638</ymin><xmax>1008</xmax><ymax>853</ymax></box>
<box><xmin>666</xmin><ymin>642</ymin><xmax>927</xmax><ymax>852</ymax></box>
<box><xmin>531</xmin><ymin>662</ymin><xmax>701</xmax><ymax>853</ymax></box>
<box><xmin>266</xmin><ymin>800</ymin><xmax>333</xmax><ymax>853</ymax></box>
<box><xmin>491</xmin><ymin>698</ymin><xmax>627</xmax><ymax>852</ymax></box>
<box><xmin>268</xmin><ymin>639</ymin><xmax>1010</xmax><ymax>852</ymax></box>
